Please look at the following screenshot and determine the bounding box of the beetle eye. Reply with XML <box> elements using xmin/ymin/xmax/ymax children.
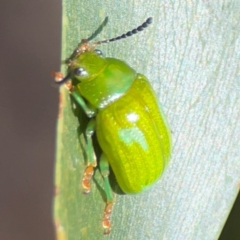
<box><xmin>74</xmin><ymin>67</ymin><xmax>88</xmax><ymax>77</ymax></box>
<box><xmin>94</xmin><ymin>49</ymin><xmax>103</xmax><ymax>56</ymax></box>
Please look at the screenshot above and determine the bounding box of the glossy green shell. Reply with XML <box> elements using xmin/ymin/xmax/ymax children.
<box><xmin>96</xmin><ymin>74</ymin><xmax>171</xmax><ymax>193</ymax></box>
<box><xmin>72</xmin><ymin>51</ymin><xmax>171</xmax><ymax>194</ymax></box>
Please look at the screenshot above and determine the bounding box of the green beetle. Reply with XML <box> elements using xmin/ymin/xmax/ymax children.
<box><xmin>54</xmin><ymin>17</ymin><xmax>171</xmax><ymax>234</ymax></box>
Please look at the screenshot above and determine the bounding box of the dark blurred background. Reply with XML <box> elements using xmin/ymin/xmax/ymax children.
<box><xmin>0</xmin><ymin>1</ymin><xmax>239</xmax><ymax>240</ymax></box>
<box><xmin>0</xmin><ymin>1</ymin><xmax>60</xmax><ymax>240</ymax></box>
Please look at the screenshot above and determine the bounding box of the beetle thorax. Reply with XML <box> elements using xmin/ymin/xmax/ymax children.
<box><xmin>76</xmin><ymin>57</ymin><xmax>137</xmax><ymax>109</ymax></box>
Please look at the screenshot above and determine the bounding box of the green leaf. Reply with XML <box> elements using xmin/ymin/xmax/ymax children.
<box><xmin>54</xmin><ymin>1</ymin><xmax>240</xmax><ymax>240</ymax></box>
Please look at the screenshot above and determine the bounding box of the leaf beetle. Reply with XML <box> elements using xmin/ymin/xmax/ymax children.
<box><xmin>53</xmin><ymin>17</ymin><xmax>171</xmax><ymax>235</ymax></box>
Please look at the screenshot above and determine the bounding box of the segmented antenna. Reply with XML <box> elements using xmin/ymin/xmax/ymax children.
<box><xmin>95</xmin><ymin>17</ymin><xmax>153</xmax><ymax>45</ymax></box>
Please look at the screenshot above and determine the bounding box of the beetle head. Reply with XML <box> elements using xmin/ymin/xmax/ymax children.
<box><xmin>69</xmin><ymin>48</ymin><xmax>107</xmax><ymax>83</ymax></box>
<box><xmin>54</xmin><ymin>39</ymin><xmax>107</xmax><ymax>84</ymax></box>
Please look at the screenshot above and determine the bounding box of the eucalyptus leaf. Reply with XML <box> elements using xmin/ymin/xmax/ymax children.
<box><xmin>54</xmin><ymin>1</ymin><xmax>240</xmax><ymax>239</ymax></box>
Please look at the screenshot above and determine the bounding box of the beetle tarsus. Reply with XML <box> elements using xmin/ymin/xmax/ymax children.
<box><xmin>52</xmin><ymin>71</ymin><xmax>64</xmax><ymax>82</ymax></box>
<box><xmin>64</xmin><ymin>80</ymin><xmax>73</xmax><ymax>91</ymax></box>
<box><xmin>82</xmin><ymin>165</ymin><xmax>94</xmax><ymax>194</ymax></box>
<box><xmin>102</xmin><ymin>201</ymin><xmax>113</xmax><ymax>235</ymax></box>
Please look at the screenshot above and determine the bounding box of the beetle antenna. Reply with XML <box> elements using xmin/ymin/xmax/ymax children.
<box><xmin>87</xmin><ymin>16</ymin><xmax>109</xmax><ymax>41</ymax></box>
<box><xmin>54</xmin><ymin>72</ymin><xmax>71</xmax><ymax>84</ymax></box>
<box><xmin>94</xmin><ymin>17</ymin><xmax>153</xmax><ymax>45</ymax></box>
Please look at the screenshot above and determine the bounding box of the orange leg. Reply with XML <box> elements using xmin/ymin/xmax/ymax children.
<box><xmin>102</xmin><ymin>201</ymin><xmax>114</xmax><ymax>235</ymax></box>
<box><xmin>81</xmin><ymin>119</ymin><xmax>96</xmax><ymax>194</ymax></box>
<box><xmin>99</xmin><ymin>154</ymin><xmax>114</xmax><ymax>234</ymax></box>
<box><xmin>82</xmin><ymin>165</ymin><xmax>95</xmax><ymax>194</ymax></box>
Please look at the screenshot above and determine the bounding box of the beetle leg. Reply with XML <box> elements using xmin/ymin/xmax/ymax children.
<box><xmin>70</xmin><ymin>88</ymin><xmax>96</xmax><ymax>118</ymax></box>
<box><xmin>82</xmin><ymin>119</ymin><xmax>97</xmax><ymax>194</ymax></box>
<box><xmin>99</xmin><ymin>154</ymin><xmax>114</xmax><ymax>235</ymax></box>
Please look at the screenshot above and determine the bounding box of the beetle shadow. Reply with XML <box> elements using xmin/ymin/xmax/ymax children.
<box><xmin>70</xmin><ymin>96</ymin><xmax>125</xmax><ymax>202</ymax></box>
<box><xmin>66</xmin><ymin>17</ymin><xmax>109</xmax><ymax>63</ymax></box>
<box><xmin>87</xmin><ymin>16</ymin><xmax>109</xmax><ymax>42</ymax></box>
